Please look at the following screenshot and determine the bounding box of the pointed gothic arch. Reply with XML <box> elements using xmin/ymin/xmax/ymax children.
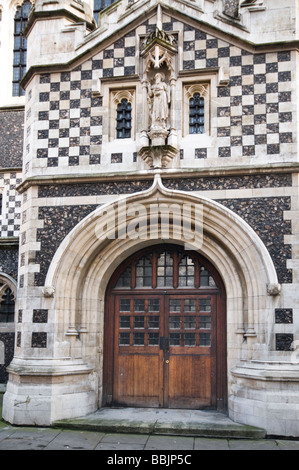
<box><xmin>43</xmin><ymin>175</ymin><xmax>279</xmax><ymax>366</ymax></box>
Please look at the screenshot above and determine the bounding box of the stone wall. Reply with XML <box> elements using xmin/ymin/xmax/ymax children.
<box><xmin>0</xmin><ymin>110</ymin><xmax>24</xmax><ymax>169</ymax></box>
<box><xmin>23</xmin><ymin>16</ymin><xmax>296</xmax><ymax>177</ymax></box>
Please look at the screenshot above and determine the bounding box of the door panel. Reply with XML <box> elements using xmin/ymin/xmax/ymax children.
<box><xmin>104</xmin><ymin>245</ymin><xmax>226</xmax><ymax>410</ymax></box>
<box><xmin>165</xmin><ymin>294</ymin><xmax>216</xmax><ymax>408</ymax></box>
<box><xmin>168</xmin><ymin>356</ymin><xmax>211</xmax><ymax>408</ymax></box>
<box><xmin>112</xmin><ymin>293</ymin><xmax>217</xmax><ymax>409</ymax></box>
<box><xmin>113</xmin><ymin>295</ymin><xmax>164</xmax><ymax>407</ymax></box>
<box><xmin>115</xmin><ymin>354</ymin><xmax>162</xmax><ymax>407</ymax></box>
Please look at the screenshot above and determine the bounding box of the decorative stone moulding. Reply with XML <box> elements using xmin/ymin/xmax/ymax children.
<box><xmin>138</xmin><ymin>145</ymin><xmax>178</xmax><ymax>169</ymax></box>
<box><xmin>42</xmin><ymin>286</ymin><xmax>56</xmax><ymax>297</ymax></box>
<box><xmin>141</xmin><ymin>28</ymin><xmax>178</xmax><ymax>69</ymax></box>
<box><xmin>267</xmin><ymin>283</ymin><xmax>281</xmax><ymax>296</ymax></box>
<box><xmin>137</xmin><ymin>5</ymin><xmax>179</xmax><ymax>167</ymax></box>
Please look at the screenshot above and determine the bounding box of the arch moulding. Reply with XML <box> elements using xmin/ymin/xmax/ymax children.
<box><xmin>4</xmin><ymin>173</ymin><xmax>284</xmax><ymax>428</ymax></box>
<box><xmin>45</xmin><ymin>174</ymin><xmax>279</xmax><ymax>361</ymax></box>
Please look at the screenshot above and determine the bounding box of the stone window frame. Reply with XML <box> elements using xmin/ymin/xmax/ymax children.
<box><xmin>0</xmin><ymin>273</ymin><xmax>17</xmax><ymax>325</ymax></box>
<box><xmin>183</xmin><ymin>82</ymin><xmax>210</xmax><ymax>137</ymax></box>
<box><xmin>109</xmin><ymin>88</ymin><xmax>136</xmax><ymax>142</ymax></box>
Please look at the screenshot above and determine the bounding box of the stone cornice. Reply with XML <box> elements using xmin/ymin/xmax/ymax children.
<box><xmin>16</xmin><ymin>162</ymin><xmax>299</xmax><ymax>193</ymax></box>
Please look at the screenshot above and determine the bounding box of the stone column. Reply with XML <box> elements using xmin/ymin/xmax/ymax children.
<box><xmin>140</xmin><ymin>78</ymin><xmax>149</xmax><ymax>147</ymax></box>
<box><xmin>168</xmin><ymin>75</ymin><xmax>177</xmax><ymax>148</ymax></box>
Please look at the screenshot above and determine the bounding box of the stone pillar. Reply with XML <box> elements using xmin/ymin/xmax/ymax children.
<box><xmin>168</xmin><ymin>75</ymin><xmax>177</xmax><ymax>148</ymax></box>
<box><xmin>140</xmin><ymin>79</ymin><xmax>150</xmax><ymax>147</ymax></box>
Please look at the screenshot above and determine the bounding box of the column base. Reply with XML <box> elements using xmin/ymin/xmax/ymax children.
<box><xmin>2</xmin><ymin>358</ymin><xmax>97</xmax><ymax>426</ymax></box>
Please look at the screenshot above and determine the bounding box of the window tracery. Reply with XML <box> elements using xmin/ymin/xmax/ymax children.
<box><xmin>113</xmin><ymin>247</ymin><xmax>217</xmax><ymax>290</ymax></box>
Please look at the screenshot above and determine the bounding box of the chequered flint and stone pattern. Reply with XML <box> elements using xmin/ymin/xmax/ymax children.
<box><xmin>29</xmin><ymin>19</ymin><xmax>294</xmax><ymax>168</ymax></box>
<box><xmin>0</xmin><ymin>172</ymin><xmax>22</xmax><ymax>238</ymax></box>
<box><xmin>19</xmin><ymin>19</ymin><xmax>296</xmax><ymax>293</ymax></box>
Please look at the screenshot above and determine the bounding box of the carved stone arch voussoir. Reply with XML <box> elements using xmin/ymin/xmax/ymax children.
<box><xmin>112</xmin><ymin>90</ymin><xmax>134</xmax><ymax>106</ymax></box>
<box><xmin>185</xmin><ymin>84</ymin><xmax>209</xmax><ymax>100</ymax></box>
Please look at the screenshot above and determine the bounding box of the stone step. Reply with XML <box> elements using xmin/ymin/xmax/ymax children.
<box><xmin>53</xmin><ymin>408</ymin><xmax>266</xmax><ymax>439</ymax></box>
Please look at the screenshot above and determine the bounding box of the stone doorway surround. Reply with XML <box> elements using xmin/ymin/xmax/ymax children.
<box><xmin>4</xmin><ymin>174</ymin><xmax>299</xmax><ymax>436</ymax></box>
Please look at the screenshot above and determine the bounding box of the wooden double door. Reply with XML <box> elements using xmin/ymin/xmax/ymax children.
<box><xmin>103</xmin><ymin>246</ymin><xmax>227</xmax><ymax>410</ymax></box>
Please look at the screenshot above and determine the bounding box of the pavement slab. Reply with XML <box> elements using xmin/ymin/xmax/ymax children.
<box><xmin>0</xmin><ymin>426</ymin><xmax>299</xmax><ymax>450</ymax></box>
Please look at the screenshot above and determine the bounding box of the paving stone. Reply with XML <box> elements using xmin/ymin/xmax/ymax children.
<box><xmin>100</xmin><ymin>433</ymin><xmax>149</xmax><ymax>444</ymax></box>
<box><xmin>228</xmin><ymin>439</ymin><xmax>279</xmax><ymax>450</ymax></box>
<box><xmin>144</xmin><ymin>435</ymin><xmax>194</xmax><ymax>450</ymax></box>
<box><xmin>275</xmin><ymin>439</ymin><xmax>299</xmax><ymax>450</ymax></box>
<box><xmin>0</xmin><ymin>427</ymin><xmax>62</xmax><ymax>450</ymax></box>
<box><xmin>95</xmin><ymin>442</ymin><xmax>145</xmax><ymax>450</ymax></box>
<box><xmin>194</xmin><ymin>437</ymin><xmax>230</xmax><ymax>450</ymax></box>
<box><xmin>44</xmin><ymin>429</ymin><xmax>104</xmax><ymax>450</ymax></box>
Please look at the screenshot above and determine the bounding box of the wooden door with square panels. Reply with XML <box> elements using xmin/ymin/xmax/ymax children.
<box><xmin>103</xmin><ymin>245</ymin><xmax>227</xmax><ymax>410</ymax></box>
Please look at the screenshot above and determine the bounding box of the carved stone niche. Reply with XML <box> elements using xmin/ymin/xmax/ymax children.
<box><xmin>138</xmin><ymin>21</ymin><xmax>179</xmax><ymax>169</ymax></box>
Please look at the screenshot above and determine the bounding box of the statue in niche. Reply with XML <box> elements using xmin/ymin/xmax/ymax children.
<box><xmin>148</xmin><ymin>72</ymin><xmax>170</xmax><ymax>131</ymax></box>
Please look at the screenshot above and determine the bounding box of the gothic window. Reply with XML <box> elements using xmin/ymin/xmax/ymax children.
<box><xmin>13</xmin><ymin>0</ymin><xmax>32</xmax><ymax>97</ymax></box>
<box><xmin>113</xmin><ymin>247</ymin><xmax>218</xmax><ymax>291</ymax></box>
<box><xmin>0</xmin><ymin>287</ymin><xmax>15</xmax><ymax>323</ymax></box>
<box><xmin>116</xmin><ymin>99</ymin><xmax>132</xmax><ymax>139</ymax></box>
<box><xmin>93</xmin><ymin>0</ymin><xmax>118</xmax><ymax>23</ymax></box>
<box><xmin>189</xmin><ymin>93</ymin><xmax>205</xmax><ymax>134</ymax></box>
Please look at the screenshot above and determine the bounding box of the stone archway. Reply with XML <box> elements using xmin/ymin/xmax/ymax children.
<box><xmin>3</xmin><ymin>174</ymin><xmax>280</xmax><ymax>426</ymax></box>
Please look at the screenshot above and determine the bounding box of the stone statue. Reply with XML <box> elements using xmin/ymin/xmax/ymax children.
<box><xmin>148</xmin><ymin>72</ymin><xmax>170</xmax><ymax>130</ymax></box>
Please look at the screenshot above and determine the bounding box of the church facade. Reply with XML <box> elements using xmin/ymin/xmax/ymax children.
<box><xmin>1</xmin><ymin>0</ymin><xmax>299</xmax><ymax>437</ymax></box>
